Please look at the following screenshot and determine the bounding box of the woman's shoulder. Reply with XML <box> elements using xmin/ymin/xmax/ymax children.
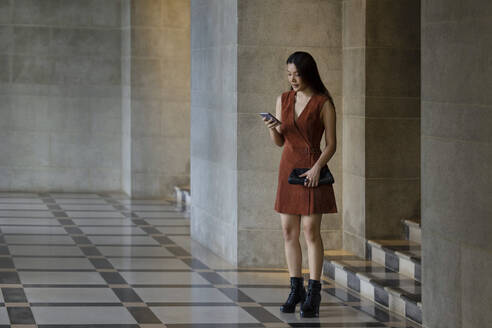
<box><xmin>278</xmin><ymin>90</ymin><xmax>293</xmax><ymax>105</ymax></box>
<box><xmin>281</xmin><ymin>90</ymin><xmax>292</xmax><ymax>99</ymax></box>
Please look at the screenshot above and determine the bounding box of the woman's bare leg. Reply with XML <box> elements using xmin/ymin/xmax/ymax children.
<box><xmin>280</xmin><ymin>213</ymin><xmax>302</xmax><ymax>277</ymax></box>
<box><xmin>301</xmin><ymin>213</ymin><xmax>324</xmax><ymax>280</ymax></box>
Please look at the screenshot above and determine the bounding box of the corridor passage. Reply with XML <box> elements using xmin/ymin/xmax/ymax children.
<box><xmin>0</xmin><ymin>192</ymin><xmax>420</xmax><ymax>327</ymax></box>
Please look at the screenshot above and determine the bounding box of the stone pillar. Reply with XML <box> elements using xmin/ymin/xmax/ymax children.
<box><xmin>422</xmin><ymin>0</ymin><xmax>492</xmax><ymax>327</ymax></box>
<box><xmin>342</xmin><ymin>0</ymin><xmax>420</xmax><ymax>256</ymax></box>
<box><xmin>191</xmin><ymin>0</ymin><xmax>343</xmax><ymax>267</ymax></box>
<box><xmin>122</xmin><ymin>0</ymin><xmax>191</xmax><ymax>198</ymax></box>
<box><xmin>190</xmin><ymin>0</ymin><xmax>238</xmax><ymax>263</ymax></box>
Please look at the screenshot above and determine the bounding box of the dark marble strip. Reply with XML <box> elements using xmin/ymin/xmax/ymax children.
<box><xmin>150</xmin><ymin>224</ymin><xmax>190</xmax><ymax>227</ymax></box>
<box><xmin>65</xmin><ymin>227</ymin><xmax>84</xmax><ymax>234</ymax></box>
<box><xmin>30</xmin><ymin>302</ymin><xmax>124</xmax><ymax>306</ymax></box>
<box><xmin>112</xmin><ymin>288</ymin><xmax>142</xmax><ymax>302</ymax></box>
<box><xmin>0</xmin><ymin>209</ymin><xmax>52</xmax><ymax>212</ymax></box>
<box><xmin>400</xmin><ymin>291</ymin><xmax>421</xmax><ymax>303</ymax></box>
<box><xmin>6</xmin><ymin>243</ymin><xmax>77</xmax><ymax>246</ymax></box>
<box><xmin>80</xmin><ymin>247</ymin><xmax>103</xmax><ymax>256</ymax></box>
<box><xmin>58</xmin><ymin>219</ymin><xmax>76</xmax><ymax>225</ymax></box>
<box><xmin>215</xmin><ymin>269</ymin><xmax>289</xmax><ymax>273</ymax></box>
<box><xmin>166</xmin><ymin>246</ymin><xmax>191</xmax><ymax>256</ymax></box>
<box><xmin>146</xmin><ymin>302</ymin><xmax>237</xmax><ymax>307</ymax></box>
<box><xmin>241</xmin><ymin>306</ymin><xmax>282</xmax><ymax>323</ymax></box>
<box><xmin>126</xmin><ymin>306</ymin><xmax>162</xmax><ymax>324</ymax></box>
<box><xmin>0</xmin><ymin>257</ymin><xmax>15</xmax><ymax>268</ymax></box>
<box><xmin>198</xmin><ymin>272</ymin><xmax>232</xmax><ymax>285</ymax></box>
<box><xmin>218</xmin><ymin>288</ymin><xmax>255</xmax><ymax>302</ymax></box>
<box><xmin>2</xmin><ymin>233</ymin><xmax>69</xmax><ymax>236</ymax></box>
<box><xmin>374</xmin><ymin>285</ymin><xmax>389</xmax><ymax>307</ymax></box>
<box><xmin>38</xmin><ymin>325</ymin><xmax>139</xmax><ymax>328</ymax></box>
<box><xmin>22</xmin><ymin>284</ymin><xmax>109</xmax><ymax>288</ymax></box>
<box><xmin>72</xmin><ymin>236</ymin><xmax>92</xmax><ymax>244</ymax></box>
<box><xmin>2</xmin><ymin>287</ymin><xmax>28</xmax><ymax>302</ymax></box>
<box><xmin>117</xmin><ymin>269</ymin><xmax>193</xmax><ymax>272</ymax></box>
<box><xmin>289</xmin><ymin>323</ymin><xmax>387</xmax><ymax>327</ymax></box>
<box><xmin>385</xmin><ymin>252</ymin><xmax>400</xmax><ymax>272</ymax></box>
<box><xmin>91</xmin><ymin>243</ymin><xmax>163</xmax><ymax>247</ymax></box>
<box><xmin>405</xmin><ymin>299</ymin><xmax>423</xmax><ymax>324</ymax></box>
<box><xmin>83</xmin><ymin>234</ymin><xmax>149</xmax><ymax>237</ymax></box>
<box><xmin>414</xmin><ymin>262</ymin><xmax>422</xmax><ymax>282</ymax></box>
<box><xmin>53</xmin><ymin>212</ymin><xmax>68</xmax><ymax>218</ymax></box>
<box><xmin>12</xmin><ymin>255</ymin><xmax>88</xmax><ymax>258</ymax></box>
<box><xmin>0</xmin><ymin>224</ymin><xmax>62</xmax><ymax>227</ymax></box>
<box><xmin>18</xmin><ymin>269</ymin><xmax>98</xmax><ymax>272</ymax></box>
<box><xmin>235</xmin><ymin>285</ymin><xmax>290</xmax><ymax>288</ymax></box>
<box><xmin>0</xmin><ymin>271</ymin><xmax>21</xmax><ymax>284</ymax></box>
<box><xmin>75</xmin><ymin>225</ymin><xmax>138</xmax><ymax>227</ymax></box>
<box><xmin>139</xmin><ymin>226</ymin><xmax>161</xmax><ymax>234</ymax></box>
<box><xmin>347</xmin><ymin>271</ymin><xmax>360</xmax><ymax>292</ymax></box>
<box><xmin>131</xmin><ymin>284</ymin><xmax>211</xmax><ymax>288</ymax></box>
<box><xmin>89</xmin><ymin>258</ymin><xmax>114</xmax><ymax>269</ymax></box>
<box><xmin>165</xmin><ymin>324</ymin><xmax>264</xmax><ymax>328</ymax></box>
<box><xmin>7</xmin><ymin>306</ymin><xmax>36</xmax><ymax>324</ymax></box>
<box><xmin>181</xmin><ymin>258</ymin><xmax>210</xmax><ymax>270</ymax></box>
<box><xmin>106</xmin><ymin>256</ymin><xmax>175</xmax><ymax>259</ymax></box>
<box><xmin>99</xmin><ymin>272</ymin><xmax>128</xmax><ymax>284</ymax></box>
<box><xmin>152</xmin><ymin>235</ymin><xmax>175</xmax><ymax>244</ymax></box>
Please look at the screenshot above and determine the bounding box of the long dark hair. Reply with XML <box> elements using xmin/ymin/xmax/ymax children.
<box><xmin>286</xmin><ymin>51</ymin><xmax>336</xmax><ymax>110</ymax></box>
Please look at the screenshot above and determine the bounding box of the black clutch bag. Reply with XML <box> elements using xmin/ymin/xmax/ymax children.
<box><xmin>288</xmin><ymin>165</ymin><xmax>334</xmax><ymax>185</ymax></box>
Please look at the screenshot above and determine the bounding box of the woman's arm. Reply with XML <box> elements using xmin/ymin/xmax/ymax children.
<box><xmin>264</xmin><ymin>95</ymin><xmax>285</xmax><ymax>147</ymax></box>
<box><xmin>314</xmin><ymin>100</ymin><xmax>337</xmax><ymax>169</ymax></box>
<box><xmin>299</xmin><ymin>99</ymin><xmax>336</xmax><ymax>187</ymax></box>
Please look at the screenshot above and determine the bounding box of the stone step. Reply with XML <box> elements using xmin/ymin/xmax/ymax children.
<box><xmin>323</xmin><ymin>249</ymin><xmax>422</xmax><ymax>325</ymax></box>
<box><xmin>402</xmin><ymin>218</ymin><xmax>421</xmax><ymax>243</ymax></box>
<box><xmin>367</xmin><ymin>239</ymin><xmax>421</xmax><ymax>283</ymax></box>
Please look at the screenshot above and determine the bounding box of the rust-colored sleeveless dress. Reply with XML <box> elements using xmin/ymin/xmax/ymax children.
<box><xmin>274</xmin><ymin>90</ymin><xmax>338</xmax><ymax>215</ymax></box>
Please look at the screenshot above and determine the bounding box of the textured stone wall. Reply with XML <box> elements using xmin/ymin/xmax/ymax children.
<box><xmin>342</xmin><ymin>0</ymin><xmax>420</xmax><ymax>256</ymax></box>
<box><xmin>123</xmin><ymin>0</ymin><xmax>191</xmax><ymax>198</ymax></box>
<box><xmin>0</xmin><ymin>0</ymin><xmax>123</xmax><ymax>192</ymax></box>
<box><xmin>421</xmin><ymin>0</ymin><xmax>492</xmax><ymax>327</ymax></box>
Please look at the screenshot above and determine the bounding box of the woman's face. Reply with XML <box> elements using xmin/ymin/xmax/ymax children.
<box><xmin>286</xmin><ymin>63</ymin><xmax>307</xmax><ymax>92</ymax></box>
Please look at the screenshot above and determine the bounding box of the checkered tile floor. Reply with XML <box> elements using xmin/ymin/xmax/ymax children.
<box><xmin>0</xmin><ymin>192</ymin><xmax>421</xmax><ymax>327</ymax></box>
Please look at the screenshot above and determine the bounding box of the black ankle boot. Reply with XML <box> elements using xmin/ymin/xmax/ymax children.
<box><xmin>280</xmin><ymin>276</ymin><xmax>306</xmax><ymax>313</ymax></box>
<box><xmin>300</xmin><ymin>279</ymin><xmax>322</xmax><ymax>317</ymax></box>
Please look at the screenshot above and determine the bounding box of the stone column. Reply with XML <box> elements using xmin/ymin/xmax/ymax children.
<box><xmin>342</xmin><ymin>0</ymin><xmax>420</xmax><ymax>256</ymax></box>
<box><xmin>191</xmin><ymin>0</ymin><xmax>343</xmax><ymax>267</ymax></box>
<box><xmin>422</xmin><ymin>0</ymin><xmax>492</xmax><ymax>327</ymax></box>
<box><xmin>122</xmin><ymin>0</ymin><xmax>191</xmax><ymax>199</ymax></box>
<box><xmin>190</xmin><ymin>0</ymin><xmax>239</xmax><ymax>263</ymax></box>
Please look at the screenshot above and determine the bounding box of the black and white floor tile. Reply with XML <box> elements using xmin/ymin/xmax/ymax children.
<box><xmin>0</xmin><ymin>192</ymin><xmax>422</xmax><ymax>327</ymax></box>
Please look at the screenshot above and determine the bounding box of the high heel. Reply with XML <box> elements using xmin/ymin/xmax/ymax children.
<box><xmin>300</xmin><ymin>279</ymin><xmax>322</xmax><ymax>317</ymax></box>
<box><xmin>280</xmin><ymin>276</ymin><xmax>306</xmax><ymax>313</ymax></box>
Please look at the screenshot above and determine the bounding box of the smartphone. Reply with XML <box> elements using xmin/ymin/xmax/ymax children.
<box><xmin>259</xmin><ymin>112</ymin><xmax>281</xmax><ymax>125</ymax></box>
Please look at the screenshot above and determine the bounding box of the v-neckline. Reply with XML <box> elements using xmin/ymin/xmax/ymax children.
<box><xmin>293</xmin><ymin>90</ymin><xmax>315</xmax><ymax>124</ymax></box>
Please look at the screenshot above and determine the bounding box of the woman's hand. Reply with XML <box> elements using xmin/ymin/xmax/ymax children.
<box><xmin>262</xmin><ymin>117</ymin><xmax>280</xmax><ymax>130</ymax></box>
<box><xmin>298</xmin><ymin>165</ymin><xmax>321</xmax><ymax>188</ymax></box>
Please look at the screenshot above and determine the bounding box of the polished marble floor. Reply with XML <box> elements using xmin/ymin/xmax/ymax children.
<box><xmin>0</xmin><ymin>192</ymin><xmax>422</xmax><ymax>327</ymax></box>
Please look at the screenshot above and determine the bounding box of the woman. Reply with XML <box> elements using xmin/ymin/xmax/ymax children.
<box><xmin>262</xmin><ymin>51</ymin><xmax>338</xmax><ymax>318</ymax></box>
